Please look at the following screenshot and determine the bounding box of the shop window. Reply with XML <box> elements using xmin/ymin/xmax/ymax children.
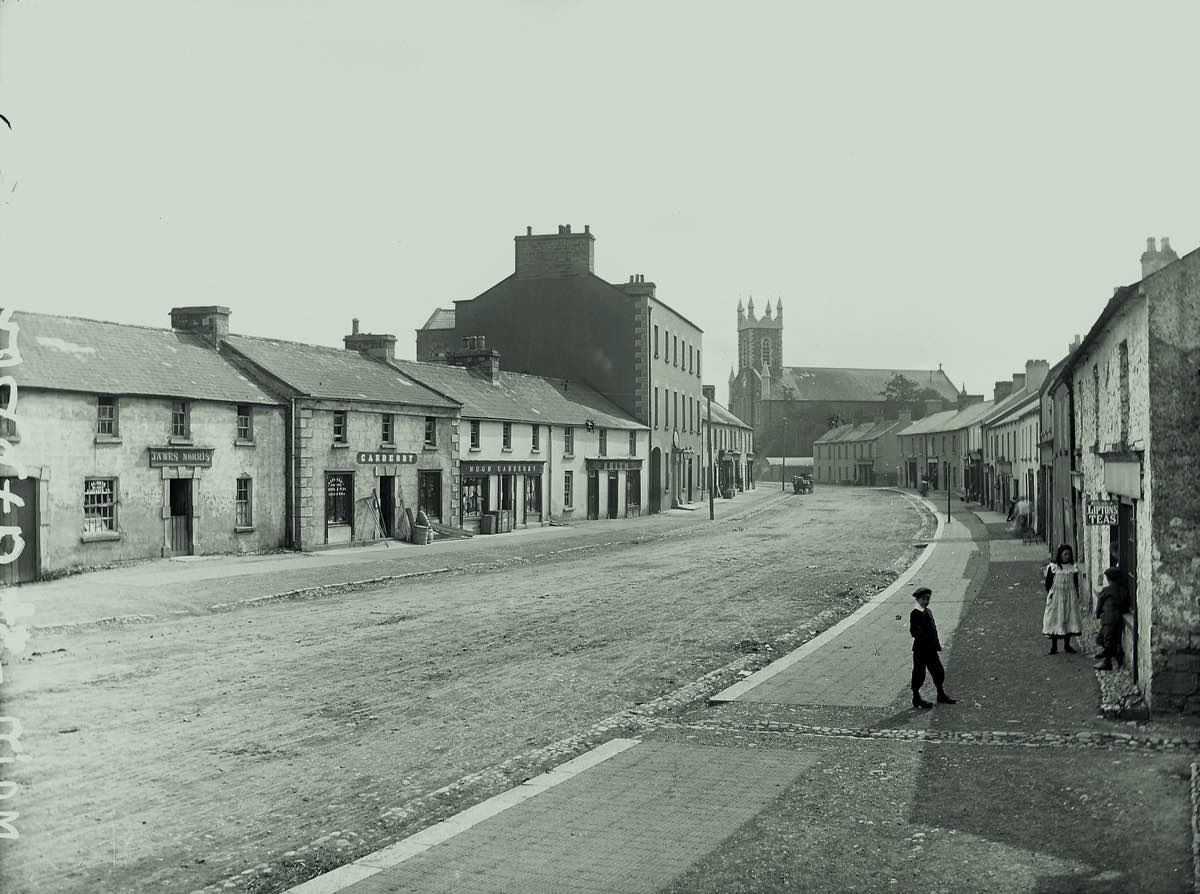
<box><xmin>563</xmin><ymin>426</ymin><xmax>574</xmax><ymax>456</ymax></box>
<box><xmin>235</xmin><ymin>476</ymin><xmax>253</xmax><ymax>527</ymax></box>
<box><xmin>237</xmin><ymin>404</ymin><xmax>254</xmax><ymax>442</ymax></box>
<box><xmin>461</xmin><ymin>477</ymin><xmax>485</xmax><ymax>518</ymax></box>
<box><xmin>502</xmin><ymin>422</ymin><xmax>512</xmax><ymax>450</ymax></box>
<box><xmin>83</xmin><ymin>478</ymin><xmax>117</xmax><ymax>534</ymax></box>
<box><xmin>532</xmin><ymin>424</ymin><xmax>540</xmax><ymax>452</ymax></box>
<box><xmin>563</xmin><ymin>471</ymin><xmax>574</xmax><ymax>509</ymax></box>
<box><xmin>626</xmin><ymin>470</ymin><xmax>641</xmax><ymax>508</ymax></box>
<box><xmin>333</xmin><ymin>410</ymin><xmax>348</xmax><ymax>444</ymax></box>
<box><xmin>599</xmin><ymin>428</ymin><xmax>608</xmax><ymax>456</ymax></box>
<box><xmin>423</xmin><ymin>416</ymin><xmax>435</xmax><ymax>447</ymax></box>
<box><xmin>470</xmin><ymin>419</ymin><xmax>481</xmax><ymax>450</ymax></box>
<box><xmin>381</xmin><ymin>413</ymin><xmax>395</xmax><ymax>446</ymax></box>
<box><xmin>96</xmin><ymin>395</ymin><xmax>119</xmax><ymax>437</ymax></box>
<box><xmin>171</xmin><ymin>400</ymin><xmax>190</xmax><ymax>440</ymax></box>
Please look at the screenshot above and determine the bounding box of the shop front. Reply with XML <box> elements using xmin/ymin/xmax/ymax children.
<box><xmin>149</xmin><ymin>445</ymin><xmax>216</xmax><ymax>557</ymax></box>
<box><xmin>459</xmin><ymin>459</ymin><xmax>545</xmax><ymax>533</ymax></box>
<box><xmin>584</xmin><ymin>457</ymin><xmax>643</xmax><ymax>519</ymax></box>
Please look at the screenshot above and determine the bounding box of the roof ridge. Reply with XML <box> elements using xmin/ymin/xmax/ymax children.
<box><xmin>15</xmin><ymin>309</ymin><xmax>178</xmax><ymax>334</ymax></box>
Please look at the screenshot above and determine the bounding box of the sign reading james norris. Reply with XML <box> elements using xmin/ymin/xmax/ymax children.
<box><xmin>148</xmin><ymin>447</ymin><xmax>215</xmax><ymax>468</ymax></box>
<box><xmin>1085</xmin><ymin>499</ymin><xmax>1119</xmax><ymax>526</ymax></box>
<box><xmin>356</xmin><ymin>451</ymin><xmax>417</xmax><ymax>465</ymax></box>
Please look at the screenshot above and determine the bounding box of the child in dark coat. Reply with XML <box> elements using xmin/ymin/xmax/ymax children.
<box><xmin>910</xmin><ymin>587</ymin><xmax>956</xmax><ymax>709</ymax></box>
<box><xmin>1094</xmin><ymin>567</ymin><xmax>1131</xmax><ymax>671</ymax></box>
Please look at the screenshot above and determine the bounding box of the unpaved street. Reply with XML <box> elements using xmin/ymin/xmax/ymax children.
<box><xmin>4</xmin><ymin>487</ymin><xmax>928</xmax><ymax>894</ymax></box>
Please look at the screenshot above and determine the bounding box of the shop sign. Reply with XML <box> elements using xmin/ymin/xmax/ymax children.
<box><xmin>356</xmin><ymin>451</ymin><xmax>417</xmax><ymax>465</ymax></box>
<box><xmin>585</xmin><ymin>458</ymin><xmax>643</xmax><ymax>471</ymax></box>
<box><xmin>148</xmin><ymin>447</ymin><xmax>215</xmax><ymax>468</ymax></box>
<box><xmin>460</xmin><ymin>460</ymin><xmax>544</xmax><ymax>476</ymax></box>
<box><xmin>1085</xmin><ymin>498</ymin><xmax>1119</xmax><ymax>526</ymax></box>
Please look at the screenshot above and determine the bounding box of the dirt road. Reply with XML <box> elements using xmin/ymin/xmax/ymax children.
<box><xmin>3</xmin><ymin>486</ymin><xmax>929</xmax><ymax>893</ymax></box>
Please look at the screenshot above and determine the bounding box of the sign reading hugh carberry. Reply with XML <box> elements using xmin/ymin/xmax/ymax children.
<box><xmin>1085</xmin><ymin>498</ymin><xmax>1119</xmax><ymax>526</ymax></box>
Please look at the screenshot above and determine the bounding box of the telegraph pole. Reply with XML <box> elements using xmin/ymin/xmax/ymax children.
<box><xmin>781</xmin><ymin>417</ymin><xmax>788</xmax><ymax>492</ymax></box>
<box><xmin>703</xmin><ymin>386</ymin><xmax>715</xmax><ymax>521</ymax></box>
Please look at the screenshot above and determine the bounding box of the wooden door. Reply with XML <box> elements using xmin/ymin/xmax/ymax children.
<box><xmin>0</xmin><ymin>476</ymin><xmax>37</xmax><ymax>584</ymax></box>
<box><xmin>169</xmin><ymin>478</ymin><xmax>193</xmax><ymax>556</ymax></box>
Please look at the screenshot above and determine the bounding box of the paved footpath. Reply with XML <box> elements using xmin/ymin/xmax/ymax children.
<box><xmin>285</xmin><ymin>494</ymin><xmax>1200</xmax><ymax>894</ymax></box>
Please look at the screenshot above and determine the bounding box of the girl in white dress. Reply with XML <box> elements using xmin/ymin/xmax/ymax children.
<box><xmin>1043</xmin><ymin>543</ymin><xmax>1083</xmax><ymax>654</ymax></box>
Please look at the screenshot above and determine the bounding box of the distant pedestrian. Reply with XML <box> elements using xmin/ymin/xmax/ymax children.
<box><xmin>1043</xmin><ymin>544</ymin><xmax>1082</xmax><ymax>654</ymax></box>
<box><xmin>910</xmin><ymin>586</ymin><xmax>956</xmax><ymax>709</ymax></box>
<box><xmin>1094</xmin><ymin>567</ymin><xmax>1131</xmax><ymax>671</ymax></box>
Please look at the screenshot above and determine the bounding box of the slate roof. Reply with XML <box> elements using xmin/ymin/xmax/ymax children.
<box><xmin>393</xmin><ymin>360</ymin><xmax>645</xmax><ymax>430</ymax></box>
<box><xmin>705</xmin><ymin>399</ymin><xmax>752</xmax><ymax>430</ymax></box>
<box><xmin>773</xmin><ymin>367</ymin><xmax>959</xmax><ymax>403</ymax></box>
<box><xmin>814</xmin><ymin>419</ymin><xmax>901</xmax><ymax>444</ymax></box>
<box><xmin>986</xmin><ymin>391</ymin><xmax>1040</xmax><ymax>427</ymax></box>
<box><xmin>897</xmin><ymin>399</ymin><xmax>998</xmax><ymax>437</ymax></box>
<box><xmin>224</xmin><ymin>335</ymin><xmax>458</xmax><ymax>408</ymax></box>
<box><xmin>13</xmin><ymin>311</ymin><xmax>282</xmax><ymax>405</ymax></box>
<box><xmin>420</xmin><ymin>308</ymin><xmax>456</xmax><ymax>330</ymax></box>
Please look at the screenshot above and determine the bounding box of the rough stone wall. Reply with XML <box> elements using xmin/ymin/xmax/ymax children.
<box><xmin>1070</xmin><ymin>289</ymin><xmax>1154</xmax><ymax>696</ymax></box>
<box><xmin>1145</xmin><ymin>252</ymin><xmax>1200</xmax><ymax>711</ymax></box>
<box><xmin>18</xmin><ymin>390</ymin><xmax>288</xmax><ymax>575</ymax></box>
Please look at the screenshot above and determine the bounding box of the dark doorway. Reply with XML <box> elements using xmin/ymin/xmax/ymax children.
<box><xmin>587</xmin><ymin>471</ymin><xmax>599</xmax><ymax>521</ymax></box>
<box><xmin>1117</xmin><ymin>501</ymin><xmax>1139</xmax><ymax>681</ymax></box>
<box><xmin>607</xmin><ymin>471</ymin><xmax>619</xmax><ymax>519</ymax></box>
<box><xmin>524</xmin><ymin>475</ymin><xmax>542</xmax><ymax>524</ymax></box>
<box><xmin>907</xmin><ymin>461</ymin><xmax>918</xmax><ymax>489</ymax></box>
<box><xmin>687</xmin><ymin>462</ymin><xmax>693</xmax><ymax>502</ymax></box>
<box><xmin>0</xmin><ymin>476</ymin><xmax>37</xmax><ymax>584</ymax></box>
<box><xmin>419</xmin><ymin>471</ymin><xmax>442</xmax><ymax>524</ymax></box>
<box><xmin>649</xmin><ymin>448</ymin><xmax>662</xmax><ymax>513</ymax></box>
<box><xmin>378</xmin><ymin>475</ymin><xmax>395</xmax><ymax>538</ymax></box>
<box><xmin>168</xmin><ymin>478</ymin><xmax>194</xmax><ymax>556</ymax></box>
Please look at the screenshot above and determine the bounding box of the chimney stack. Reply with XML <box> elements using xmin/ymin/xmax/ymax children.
<box><xmin>170</xmin><ymin>306</ymin><xmax>231</xmax><ymax>346</ymax></box>
<box><xmin>994</xmin><ymin>380</ymin><xmax>1014</xmax><ymax>402</ymax></box>
<box><xmin>452</xmin><ymin>335</ymin><xmax>501</xmax><ymax>384</ymax></box>
<box><xmin>1141</xmin><ymin>235</ymin><xmax>1180</xmax><ymax>279</ymax></box>
<box><xmin>514</xmin><ymin>225</ymin><xmax>595</xmax><ymax>279</ymax></box>
<box><xmin>344</xmin><ymin>321</ymin><xmax>397</xmax><ymax>362</ymax></box>
<box><xmin>897</xmin><ymin>408</ymin><xmax>912</xmax><ymax>427</ymax></box>
<box><xmin>1024</xmin><ymin>358</ymin><xmax>1051</xmax><ymax>392</ymax></box>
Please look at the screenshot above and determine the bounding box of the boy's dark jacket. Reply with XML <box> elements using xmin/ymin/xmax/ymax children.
<box><xmin>1096</xmin><ymin>583</ymin><xmax>1131</xmax><ymax>624</ymax></box>
<box><xmin>910</xmin><ymin>608</ymin><xmax>942</xmax><ymax>652</ymax></box>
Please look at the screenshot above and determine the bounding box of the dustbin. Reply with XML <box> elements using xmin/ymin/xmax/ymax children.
<box><xmin>411</xmin><ymin>524</ymin><xmax>431</xmax><ymax>545</ymax></box>
<box><xmin>479</xmin><ymin>512</ymin><xmax>497</xmax><ymax>535</ymax></box>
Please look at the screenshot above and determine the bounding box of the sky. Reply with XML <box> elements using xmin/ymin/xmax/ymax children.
<box><xmin>2</xmin><ymin>1</ymin><xmax>1198</xmax><ymax>403</ymax></box>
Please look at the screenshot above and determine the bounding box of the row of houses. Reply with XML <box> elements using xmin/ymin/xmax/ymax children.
<box><xmin>813</xmin><ymin>236</ymin><xmax>1200</xmax><ymax>715</ymax></box>
<box><xmin>1</xmin><ymin>304</ymin><xmax>754</xmax><ymax>583</ymax></box>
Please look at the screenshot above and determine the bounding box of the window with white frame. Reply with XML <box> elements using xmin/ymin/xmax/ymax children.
<box><xmin>470</xmin><ymin>419</ymin><xmax>481</xmax><ymax>449</ymax></box>
<box><xmin>96</xmin><ymin>395</ymin><xmax>118</xmax><ymax>437</ymax></box>
<box><xmin>236</xmin><ymin>476</ymin><xmax>253</xmax><ymax>527</ymax></box>
<box><xmin>237</xmin><ymin>404</ymin><xmax>253</xmax><ymax>442</ymax></box>
<box><xmin>563</xmin><ymin>426</ymin><xmax>574</xmax><ymax>455</ymax></box>
<box><xmin>424</xmin><ymin>416</ymin><xmax>436</xmax><ymax>447</ymax></box>
<box><xmin>599</xmin><ymin>428</ymin><xmax>607</xmax><ymax>456</ymax></box>
<box><xmin>171</xmin><ymin>400</ymin><xmax>190</xmax><ymax>439</ymax></box>
<box><xmin>332</xmin><ymin>410</ymin><xmax>348</xmax><ymax>444</ymax></box>
<box><xmin>502</xmin><ymin>422</ymin><xmax>512</xmax><ymax>449</ymax></box>
<box><xmin>531</xmin><ymin>424</ymin><xmax>540</xmax><ymax>451</ymax></box>
<box><xmin>83</xmin><ymin>478</ymin><xmax>117</xmax><ymax>533</ymax></box>
<box><xmin>382</xmin><ymin>413</ymin><xmax>395</xmax><ymax>445</ymax></box>
<box><xmin>563</xmin><ymin>471</ymin><xmax>574</xmax><ymax>508</ymax></box>
<box><xmin>628</xmin><ymin>431</ymin><xmax>636</xmax><ymax>456</ymax></box>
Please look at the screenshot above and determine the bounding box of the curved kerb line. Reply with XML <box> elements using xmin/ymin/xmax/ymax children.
<box><xmin>709</xmin><ymin>490</ymin><xmax>945</xmax><ymax>703</ymax></box>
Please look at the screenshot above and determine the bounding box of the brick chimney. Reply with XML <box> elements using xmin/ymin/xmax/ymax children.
<box><xmin>514</xmin><ymin>224</ymin><xmax>595</xmax><ymax>279</ymax></box>
<box><xmin>170</xmin><ymin>306</ymin><xmax>230</xmax><ymax>345</ymax></box>
<box><xmin>343</xmin><ymin>319</ymin><xmax>397</xmax><ymax>362</ymax></box>
<box><xmin>993</xmin><ymin>381</ymin><xmax>1014</xmax><ymax>402</ymax></box>
<box><xmin>1011</xmin><ymin>372</ymin><xmax>1026</xmax><ymax>393</ymax></box>
<box><xmin>958</xmin><ymin>391</ymin><xmax>984</xmax><ymax>409</ymax></box>
<box><xmin>453</xmin><ymin>335</ymin><xmax>501</xmax><ymax>384</ymax></box>
<box><xmin>1024</xmin><ymin>359</ymin><xmax>1050</xmax><ymax>392</ymax></box>
<box><xmin>616</xmin><ymin>273</ymin><xmax>657</xmax><ymax>300</ymax></box>
<box><xmin>1140</xmin><ymin>236</ymin><xmax>1180</xmax><ymax>279</ymax></box>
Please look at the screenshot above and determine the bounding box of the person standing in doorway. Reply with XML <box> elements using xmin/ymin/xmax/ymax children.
<box><xmin>910</xmin><ymin>587</ymin><xmax>956</xmax><ymax>709</ymax></box>
<box><xmin>1094</xmin><ymin>567</ymin><xmax>1131</xmax><ymax>670</ymax></box>
<box><xmin>1043</xmin><ymin>544</ymin><xmax>1083</xmax><ymax>654</ymax></box>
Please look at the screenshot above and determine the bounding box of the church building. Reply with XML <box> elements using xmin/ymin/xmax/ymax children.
<box><xmin>728</xmin><ymin>298</ymin><xmax>960</xmax><ymax>461</ymax></box>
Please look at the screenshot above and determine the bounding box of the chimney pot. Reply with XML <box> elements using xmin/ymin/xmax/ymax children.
<box><xmin>1147</xmin><ymin>236</ymin><xmax>1156</xmax><ymax>252</ymax></box>
<box><xmin>352</xmin><ymin>318</ymin><xmax>359</xmax><ymax>335</ymax></box>
<box><xmin>584</xmin><ymin>225</ymin><xmax>590</xmax><ymax>234</ymax></box>
<box><xmin>526</xmin><ymin>226</ymin><xmax>532</xmax><ymax>236</ymax></box>
<box><xmin>1162</xmin><ymin>236</ymin><xmax>1172</xmax><ymax>252</ymax></box>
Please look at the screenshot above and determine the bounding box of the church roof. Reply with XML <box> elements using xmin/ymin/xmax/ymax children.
<box><xmin>772</xmin><ymin>367</ymin><xmax>959</xmax><ymax>403</ymax></box>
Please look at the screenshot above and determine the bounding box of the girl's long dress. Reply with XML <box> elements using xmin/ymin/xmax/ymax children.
<box><xmin>1043</xmin><ymin>563</ymin><xmax>1083</xmax><ymax>636</ymax></box>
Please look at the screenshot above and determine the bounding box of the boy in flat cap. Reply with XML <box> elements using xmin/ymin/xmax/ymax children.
<box><xmin>910</xmin><ymin>586</ymin><xmax>956</xmax><ymax>709</ymax></box>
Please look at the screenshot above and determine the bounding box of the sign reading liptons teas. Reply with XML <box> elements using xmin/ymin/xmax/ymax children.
<box><xmin>148</xmin><ymin>447</ymin><xmax>215</xmax><ymax>468</ymax></box>
<box><xmin>1085</xmin><ymin>498</ymin><xmax>1119</xmax><ymax>526</ymax></box>
<box><xmin>459</xmin><ymin>460</ymin><xmax>544</xmax><ymax>476</ymax></box>
<box><xmin>356</xmin><ymin>451</ymin><xmax>417</xmax><ymax>465</ymax></box>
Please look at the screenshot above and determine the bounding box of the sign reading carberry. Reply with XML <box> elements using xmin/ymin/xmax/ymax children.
<box><xmin>1085</xmin><ymin>498</ymin><xmax>1119</xmax><ymax>526</ymax></box>
<box><xmin>356</xmin><ymin>451</ymin><xmax>417</xmax><ymax>465</ymax></box>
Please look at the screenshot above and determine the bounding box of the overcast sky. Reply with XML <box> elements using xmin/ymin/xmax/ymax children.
<box><xmin>2</xmin><ymin>1</ymin><xmax>1197</xmax><ymax>401</ymax></box>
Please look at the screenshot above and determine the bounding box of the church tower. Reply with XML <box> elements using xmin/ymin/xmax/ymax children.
<box><xmin>737</xmin><ymin>297</ymin><xmax>783</xmax><ymax>380</ymax></box>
